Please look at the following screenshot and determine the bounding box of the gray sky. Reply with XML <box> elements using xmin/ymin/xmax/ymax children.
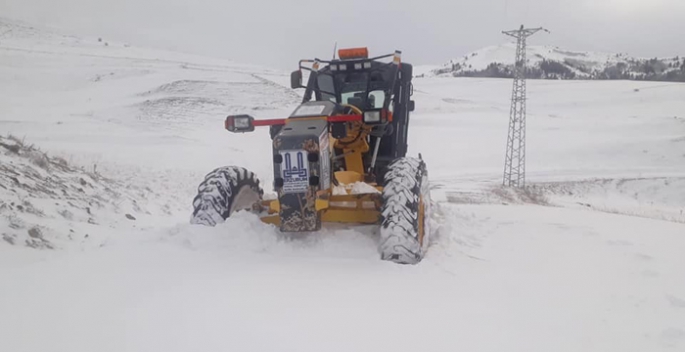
<box><xmin>2</xmin><ymin>0</ymin><xmax>684</xmax><ymax>69</ymax></box>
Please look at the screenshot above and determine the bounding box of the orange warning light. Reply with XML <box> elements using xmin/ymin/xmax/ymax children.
<box><xmin>338</xmin><ymin>47</ymin><xmax>369</xmax><ymax>60</ymax></box>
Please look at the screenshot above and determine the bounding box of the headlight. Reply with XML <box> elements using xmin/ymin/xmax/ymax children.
<box><xmin>363</xmin><ymin>111</ymin><xmax>381</xmax><ymax>123</ymax></box>
<box><xmin>233</xmin><ymin>117</ymin><xmax>251</xmax><ymax>129</ymax></box>
<box><xmin>225</xmin><ymin>115</ymin><xmax>255</xmax><ymax>133</ymax></box>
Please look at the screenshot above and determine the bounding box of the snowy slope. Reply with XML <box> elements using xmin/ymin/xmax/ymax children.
<box><xmin>437</xmin><ymin>43</ymin><xmax>625</xmax><ymax>73</ymax></box>
<box><xmin>0</xmin><ymin>18</ymin><xmax>271</xmax><ymax>70</ymax></box>
<box><xmin>0</xmin><ymin>134</ymin><xmax>171</xmax><ymax>249</ymax></box>
<box><xmin>1</xmin><ymin>20</ymin><xmax>685</xmax><ymax>352</ymax></box>
<box><xmin>430</xmin><ymin>43</ymin><xmax>685</xmax><ymax>81</ymax></box>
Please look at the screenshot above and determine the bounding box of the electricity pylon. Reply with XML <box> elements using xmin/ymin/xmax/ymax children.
<box><xmin>502</xmin><ymin>25</ymin><xmax>549</xmax><ymax>187</ymax></box>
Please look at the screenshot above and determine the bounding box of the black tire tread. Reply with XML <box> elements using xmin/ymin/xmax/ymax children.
<box><xmin>379</xmin><ymin>157</ymin><xmax>430</xmax><ymax>264</ymax></box>
<box><xmin>190</xmin><ymin>166</ymin><xmax>263</xmax><ymax>226</ymax></box>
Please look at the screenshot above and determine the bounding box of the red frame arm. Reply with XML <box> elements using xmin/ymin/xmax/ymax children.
<box><xmin>251</xmin><ymin>114</ymin><xmax>362</xmax><ymax>127</ymax></box>
<box><xmin>252</xmin><ymin>118</ymin><xmax>286</xmax><ymax>126</ymax></box>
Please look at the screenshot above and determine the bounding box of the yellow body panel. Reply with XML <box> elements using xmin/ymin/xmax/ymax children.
<box><xmin>418</xmin><ymin>196</ymin><xmax>425</xmax><ymax>245</ymax></box>
<box><xmin>260</xmin><ymin>215</ymin><xmax>281</xmax><ymax>226</ymax></box>
<box><xmin>315</xmin><ymin>199</ymin><xmax>329</xmax><ymax>211</ymax></box>
<box><xmin>342</xmin><ymin>146</ymin><xmax>368</xmax><ymax>175</ymax></box>
<box><xmin>334</xmin><ymin>171</ymin><xmax>363</xmax><ymax>184</ymax></box>
<box><xmin>260</xmin><ymin>191</ymin><xmax>383</xmax><ymax>227</ymax></box>
<box><xmin>322</xmin><ymin>209</ymin><xmax>380</xmax><ymax>224</ymax></box>
<box><xmin>332</xmin><ymin>115</ymin><xmax>372</xmax><ymax>176</ymax></box>
<box><xmin>259</xmin><ymin>208</ymin><xmax>380</xmax><ymax>227</ymax></box>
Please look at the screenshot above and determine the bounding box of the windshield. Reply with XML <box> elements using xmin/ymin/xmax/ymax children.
<box><xmin>315</xmin><ymin>68</ymin><xmax>391</xmax><ymax>109</ymax></box>
<box><xmin>316</xmin><ymin>74</ymin><xmax>336</xmax><ymax>102</ymax></box>
<box><xmin>340</xmin><ymin>90</ymin><xmax>386</xmax><ymax>108</ymax></box>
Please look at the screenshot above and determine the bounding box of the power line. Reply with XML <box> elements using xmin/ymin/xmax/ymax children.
<box><xmin>502</xmin><ymin>25</ymin><xmax>549</xmax><ymax>188</ymax></box>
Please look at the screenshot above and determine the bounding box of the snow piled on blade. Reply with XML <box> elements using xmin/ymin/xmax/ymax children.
<box><xmin>350</xmin><ymin>182</ymin><xmax>381</xmax><ymax>194</ymax></box>
<box><xmin>331</xmin><ymin>182</ymin><xmax>380</xmax><ymax>195</ymax></box>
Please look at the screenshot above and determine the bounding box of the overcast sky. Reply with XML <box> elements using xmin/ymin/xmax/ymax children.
<box><xmin>2</xmin><ymin>0</ymin><xmax>684</xmax><ymax>69</ymax></box>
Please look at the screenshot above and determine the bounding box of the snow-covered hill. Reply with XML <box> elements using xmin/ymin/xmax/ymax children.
<box><xmin>1</xmin><ymin>19</ymin><xmax>684</xmax><ymax>352</ymax></box>
<box><xmin>0</xmin><ymin>134</ymin><xmax>171</xmax><ymax>249</ymax></box>
<box><xmin>429</xmin><ymin>43</ymin><xmax>685</xmax><ymax>81</ymax></box>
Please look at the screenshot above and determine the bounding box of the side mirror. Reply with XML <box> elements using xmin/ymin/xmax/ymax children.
<box><xmin>290</xmin><ymin>70</ymin><xmax>303</xmax><ymax>89</ymax></box>
<box><xmin>408</xmin><ymin>100</ymin><xmax>415</xmax><ymax>112</ymax></box>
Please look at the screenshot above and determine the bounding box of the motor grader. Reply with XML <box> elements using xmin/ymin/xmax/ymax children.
<box><xmin>190</xmin><ymin>47</ymin><xmax>431</xmax><ymax>264</ymax></box>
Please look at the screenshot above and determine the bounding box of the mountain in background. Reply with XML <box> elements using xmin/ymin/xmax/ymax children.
<box><xmin>426</xmin><ymin>43</ymin><xmax>685</xmax><ymax>82</ymax></box>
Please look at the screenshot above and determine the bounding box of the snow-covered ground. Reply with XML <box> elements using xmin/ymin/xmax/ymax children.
<box><xmin>1</xmin><ymin>19</ymin><xmax>684</xmax><ymax>352</ymax></box>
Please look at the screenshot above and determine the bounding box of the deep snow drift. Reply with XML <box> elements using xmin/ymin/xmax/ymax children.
<box><xmin>1</xmin><ymin>19</ymin><xmax>684</xmax><ymax>352</ymax></box>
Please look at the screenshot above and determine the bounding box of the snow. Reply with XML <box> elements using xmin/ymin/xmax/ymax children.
<box><xmin>1</xmin><ymin>20</ymin><xmax>685</xmax><ymax>352</ymax></box>
<box><xmin>332</xmin><ymin>184</ymin><xmax>348</xmax><ymax>195</ymax></box>
<box><xmin>331</xmin><ymin>182</ymin><xmax>382</xmax><ymax>197</ymax></box>
<box><xmin>331</xmin><ymin>182</ymin><xmax>380</xmax><ymax>195</ymax></box>
<box><xmin>444</xmin><ymin>43</ymin><xmax>624</xmax><ymax>72</ymax></box>
<box><xmin>350</xmin><ymin>181</ymin><xmax>381</xmax><ymax>194</ymax></box>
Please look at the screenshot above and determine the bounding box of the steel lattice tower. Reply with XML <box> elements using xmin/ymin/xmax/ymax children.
<box><xmin>502</xmin><ymin>25</ymin><xmax>548</xmax><ymax>187</ymax></box>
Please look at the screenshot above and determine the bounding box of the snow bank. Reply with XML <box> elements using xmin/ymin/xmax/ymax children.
<box><xmin>531</xmin><ymin>177</ymin><xmax>685</xmax><ymax>223</ymax></box>
<box><xmin>0</xmin><ymin>135</ymin><xmax>169</xmax><ymax>250</ymax></box>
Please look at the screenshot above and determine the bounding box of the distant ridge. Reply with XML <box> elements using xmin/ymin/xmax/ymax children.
<box><xmin>426</xmin><ymin>43</ymin><xmax>685</xmax><ymax>82</ymax></box>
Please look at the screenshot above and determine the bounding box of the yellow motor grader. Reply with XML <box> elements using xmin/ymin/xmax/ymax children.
<box><xmin>190</xmin><ymin>48</ymin><xmax>431</xmax><ymax>264</ymax></box>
